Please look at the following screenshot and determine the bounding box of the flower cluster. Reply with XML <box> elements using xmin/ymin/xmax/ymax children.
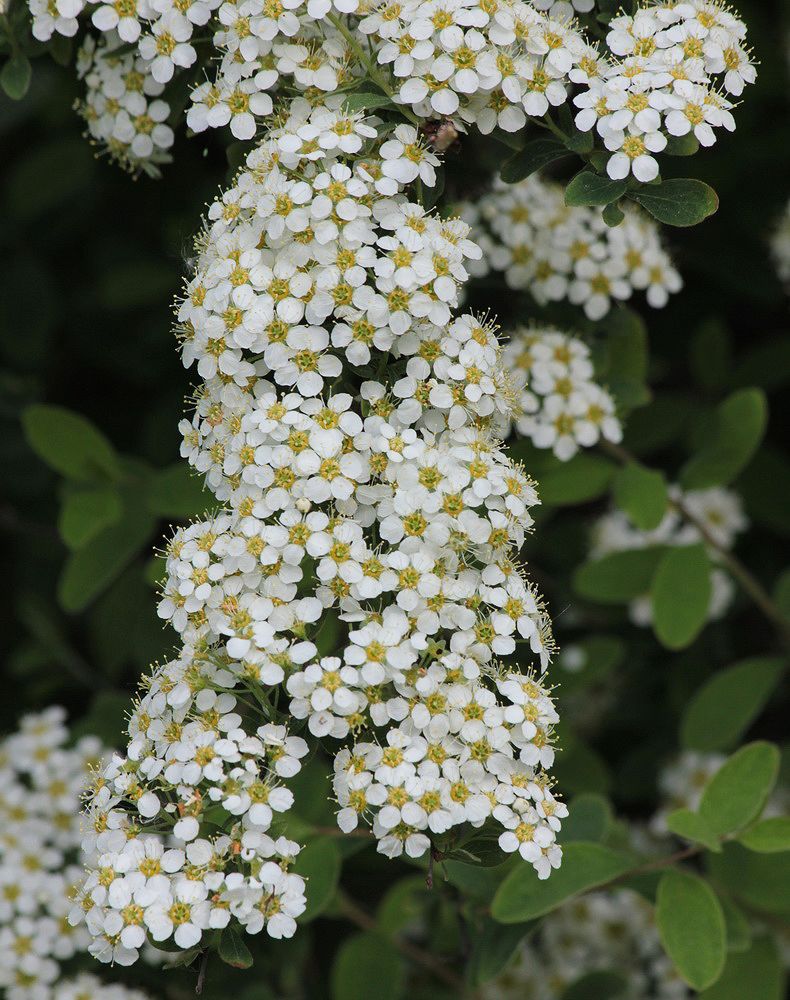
<box><xmin>591</xmin><ymin>485</ymin><xmax>748</xmax><ymax>628</ymax></box>
<box><xmin>573</xmin><ymin>0</ymin><xmax>755</xmax><ymax>182</ymax></box>
<box><xmin>76</xmin><ymin>33</ymin><xmax>175</xmax><ymax>174</ymax></box>
<box><xmin>74</xmin><ymin>650</ymin><xmax>309</xmax><ymax>963</ymax></box>
<box><xmin>73</xmin><ymin>97</ymin><xmax>564</xmax><ymax>966</ymax></box>
<box><xmin>0</xmin><ymin>707</ymin><xmax>152</xmax><ymax>1000</ymax></box>
<box><xmin>462</xmin><ymin>174</ymin><xmax>682</xmax><ymax>320</ymax></box>
<box><xmin>29</xmin><ymin>0</ymin><xmax>755</xmax><ymax>183</ymax></box>
<box><xmin>359</xmin><ymin>0</ymin><xmax>594</xmax><ymax>134</ymax></box>
<box><xmin>501</xmin><ymin>326</ymin><xmax>622</xmax><ymax>460</ymax></box>
<box><xmin>483</xmin><ymin>887</ymin><xmax>691</xmax><ymax>999</ymax></box>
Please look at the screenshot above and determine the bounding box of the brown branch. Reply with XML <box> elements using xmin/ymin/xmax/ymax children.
<box><xmin>599</xmin><ymin>439</ymin><xmax>790</xmax><ymax>650</ymax></box>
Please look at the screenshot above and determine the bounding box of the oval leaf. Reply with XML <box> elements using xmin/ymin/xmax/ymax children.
<box><xmin>680</xmin><ymin>388</ymin><xmax>768</xmax><ymax>489</ymax></box>
<box><xmin>537</xmin><ymin>453</ymin><xmax>616</xmax><ymax>506</ymax></box>
<box><xmin>630</xmin><ymin>178</ymin><xmax>718</xmax><ymax>227</ymax></box>
<box><xmin>59</xmin><ymin>487</ymin><xmax>123</xmax><ymax>549</ymax></box>
<box><xmin>218</xmin><ymin>925</ymin><xmax>253</xmax><ymax>969</ymax></box>
<box><xmin>737</xmin><ymin>817</ymin><xmax>790</xmax><ymax>853</ymax></box>
<box><xmin>57</xmin><ymin>491</ymin><xmax>155</xmax><ymax>612</ymax></box>
<box><xmin>574</xmin><ymin>548</ymin><xmax>666</xmax><ymax>604</ymax></box>
<box><xmin>501</xmin><ymin>137</ymin><xmax>570</xmax><ymax>184</ymax></box>
<box><xmin>565</xmin><ymin>171</ymin><xmax>627</xmax><ymax>207</ymax></box>
<box><xmin>22</xmin><ymin>404</ymin><xmax>121</xmax><ymax>482</ymax></box>
<box><xmin>656</xmin><ymin>870</ymin><xmax>726</xmax><ymax>990</ymax></box>
<box><xmin>681</xmin><ymin>657</ymin><xmax>785</xmax><ymax>752</ymax></box>
<box><xmin>651</xmin><ymin>543</ymin><xmax>711</xmax><ymax>649</ymax></box>
<box><xmin>1</xmin><ymin>54</ymin><xmax>32</xmax><ymax>100</ymax></box>
<box><xmin>665</xmin><ymin>809</ymin><xmax>721</xmax><ymax>852</ymax></box>
<box><xmin>559</xmin><ymin>794</ymin><xmax>612</xmax><ymax>844</ymax></box>
<box><xmin>613</xmin><ymin>462</ymin><xmax>668</xmax><ymax>531</ymax></box>
<box><xmin>699</xmin><ymin>742</ymin><xmax>780</xmax><ymax>837</ymax></box>
<box><xmin>491</xmin><ymin>843</ymin><xmax>633</xmax><ymax>923</ymax></box>
<box><xmin>707</xmin><ymin>844</ymin><xmax>790</xmax><ymax>916</ymax></box>
<box><xmin>698</xmin><ymin>936</ymin><xmax>783</xmax><ymax>1000</ymax></box>
<box><xmin>468</xmin><ymin>917</ymin><xmax>536</xmax><ymax>985</ymax></box>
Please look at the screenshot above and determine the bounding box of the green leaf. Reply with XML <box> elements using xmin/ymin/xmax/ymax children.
<box><xmin>656</xmin><ymin>870</ymin><xmax>726</xmax><ymax>990</ymax></box>
<box><xmin>57</xmin><ymin>491</ymin><xmax>156</xmax><ymax>612</ymax></box>
<box><xmin>59</xmin><ymin>487</ymin><xmax>123</xmax><ymax>549</ymax></box>
<box><xmin>613</xmin><ymin>463</ymin><xmax>668</xmax><ymax>531</ymax></box>
<box><xmin>663</xmin><ymin>133</ymin><xmax>700</xmax><ymax>156</ymax></box>
<box><xmin>146</xmin><ymin>463</ymin><xmax>209</xmax><ymax>519</ymax></box>
<box><xmin>562</xmin><ymin>970</ymin><xmax>629</xmax><ymax>1000</ymax></box>
<box><xmin>442</xmin><ymin>857</ymin><xmax>515</xmax><ymax>902</ymax></box>
<box><xmin>218</xmin><ymin>925</ymin><xmax>253</xmax><ymax>969</ymax></box>
<box><xmin>574</xmin><ymin>547</ymin><xmax>666</xmax><ymax>604</ymax></box>
<box><xmin>599</xmin><ymin>309</ymin><xmax>649</xmax><ymax>411</ymax></box>
<box><xmin>650</xmin><ymin>543</ymin><xmax>711</xmax><ymax>649</ymax></box>
<box><xmin>680</xmin><ymin>388</ymin><xmax>768</xmax><ymax>489</ymax></box>
<box><xmin>537</xmin><ymin>453</ymin><xmax>617</xmax><ymax>505</ymax></box>
<box><xmin>698</xmin><ymin>936</ymin><xmax>784</xmax><ymax>1000</ymax></box>
<box><xmin>708</xmin><ymin>843</ymin><xmax>790</xmax><ymax>916</ymax></box>
<box><xmin>341</xmin><ymin>91</ymin><xmax>392</xmax><ymax>113</ymax></box>
<box><xmin>22</xmin><ymin>404</ymin><xmax>122</xmax><ymax>482</ymax></box>
<box><xmin>559</xmin><ymin>794</ymin><xmax>612</xmax><ymax>844</ymax></box>
<box><xmin>331</xmin><ymin>931</ymin><xmax>404</xmax><ymax>1000</ymax></box>
<box><xmin>500</xmin><ymin>137</ymin><xmax>570</xmax><ymax>184</ymax></box>
<box><xmin>665</xmin><ymin>809</ymin><xmax>722</xmax><ymax>852</ymax></box>
<box><xmin>491</xmin><ymin>843</ymin><xmax>633</xmax><ymax>923</ymax></box>
<box><xmin>719</xmin><ymin>896</ymin><xmax>752</xmax><ymax>953</ymax></box>
<box><xmin>565</xmin><ymin>171</ymin><xmax>628</xmax><ymax>207</ymax></box>
<box><xmin>602</xmin><ymin>201</ymin><xmax>625</xmax><ymax>227</ymax></box>
<box><xmin>49</xmin><ymin>34</ymin><xmax>73</xmax><ymax>66</ymax></box>
<box><xmin>705</xmin><ymin>841</ymin><xmax>790</xmax><ymax>923</ymax></box>
<box><xmin>293</xmin><ymin>837</ymin><xmax>341</xmax><ymax>921</ymax></box>
<box><xmin>681</xmin><ymin>657</ymin><xmax>785</xmax><ymax>752</ymax></box>
<box><xmin>629</xmin><ymin>178</ymin><xmax>719</xmax><ymax>227</ymax></box>
<box><xmin>699</xmin><ymin>742</ymin><xmax>780</xmax><ymax>837</ymax></box>
<box><xmin>1</xmin><ymin>54</ymin><xmax>32</xmax><ymax>100</ymax></box>
<box><xmin>737</xmin><ymin>818</ymin><xmax>790</xmax><ymax>853</ymax></box>
<box><xmin>468</xmin><ymin>918</ymin><xmax>536</xmax><ymax>985</ymax></box>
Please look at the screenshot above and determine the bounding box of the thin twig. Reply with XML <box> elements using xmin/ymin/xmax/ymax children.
<box><xmin>599</xmin><ymin>439</ymin><xmax>790</xmax><ymax>650</ymax></box>
<box><xmin>603</xmin><ymin>844</ymin><xmax>703</xmax><ymax>889</ymax></box>
<box><xmin>195</xmin><ymin>950</ymin><xmax>209</xmax><ymax>995</ymax></box>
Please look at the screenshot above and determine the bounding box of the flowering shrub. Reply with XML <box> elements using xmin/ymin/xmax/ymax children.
<box><xmin>2</xmin><ymin>0</ymin><xmax>790</xmax><ymax>996</ymax></box>
<box><xmin>0</xmin><ymin>708</ymin><xmax>154</xmax><ymax>1000</ymax></box>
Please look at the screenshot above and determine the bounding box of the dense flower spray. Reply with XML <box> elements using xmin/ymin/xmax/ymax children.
<box><xmin>71</xmin><ymin>97</ymin><xmax>567</xmax><ymax>964</ymax></box>
<box><xmin>20</xmin><ymin>0</ymin><xmax>758</xmax><ymax>972</ymax></box>
<box><xmin>463</xmin><ymin>176</ymin><xmax>682</xmax><ymax>319</ymax></box>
